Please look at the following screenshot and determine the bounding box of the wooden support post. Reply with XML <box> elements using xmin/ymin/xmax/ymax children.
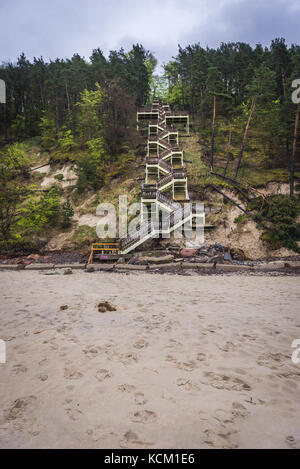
<box><xmin>185</xmin><ymin>181</ymin><xmax>189</xmax><ymax>200</ymax></box>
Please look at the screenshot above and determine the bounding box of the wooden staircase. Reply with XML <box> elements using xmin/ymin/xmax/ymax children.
<box><xmin>120</xmin><ymin>100</ymin><xmax>205</xmax><ymax>255</ymax></box>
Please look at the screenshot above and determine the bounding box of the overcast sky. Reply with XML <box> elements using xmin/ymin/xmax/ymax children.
<box><xmin>1</xmin><ymin>0</ymin><xmax>300</xmax><ymax>72</ymax></box>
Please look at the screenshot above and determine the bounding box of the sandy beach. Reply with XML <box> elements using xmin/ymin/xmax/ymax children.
<box><xmin>0</xmin><ymin>270</ymin><xmax>299</xmax><ymax>449</ymax></box>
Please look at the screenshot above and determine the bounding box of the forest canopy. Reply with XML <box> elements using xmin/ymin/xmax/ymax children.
<box><xmin>0</xmin><ymin>38</ymin><xmax>299</xmax><ymax>252</ymax></box>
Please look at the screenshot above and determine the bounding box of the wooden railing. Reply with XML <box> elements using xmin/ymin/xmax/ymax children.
<box><xmin>124</xmin><ymin>100</ymin><xmax>191</xmax><ymax>254</ymax></box>
<box><xmin>158</xmin><ymin>173</ymin><xmax>173</xmax><ymax>188</ymax></box>
<box><xmin>157</xmin><ymin>192</ymin><xmax>181</xmax><ymax>211</ymax></box>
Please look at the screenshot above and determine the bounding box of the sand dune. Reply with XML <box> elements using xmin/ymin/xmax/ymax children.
<box><xmin>0</xmin><ymin>271</ymin><xmax>299</xmax><ymax>449</ymax></box>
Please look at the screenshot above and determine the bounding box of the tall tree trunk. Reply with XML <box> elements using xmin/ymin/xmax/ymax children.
<box><xmin>223</xmin><ymin>123</ymin><xmax>233</xmax><ymax>175</ymax></box>
<box><xmin>55</xmin><ymin>95</ymin><xmax>59</xmax><ymax>134</ymax></box>
<box><xmin>234</xmin><ymin>96</ymin><xmax>256</xmax><ymax>180</ymax></box>
<box><xmin>286</xmin><ymin>138</ymin><xmax>290</xmax><ymax>172</ymax></box>
<box><xmin>290</xmin><ymin>103</ymin><xmax>299</xmax><ymax>197</ymax></box>
<box><xmin>39</xmin><ymin>80</ymin><xmax>44</xmax><ymax>109</ymax></box>
<box><xmin>3</xmin><ymin>102</ymin><xmax>8</xmax><ymax>139</ymax></box>
<box><xmin>210</xmin><ymin>95</ymin><xmax>216</xmax><ymax>171</ymax></box>
<box><xmin>281</xmin><ymin>69</ymin><xmax>286</xmax><ymax>97</ymax></box>
<box><xmin>65</xmin><ymin>79</ymin><xmax>71</xmax><ymax>129</ymax></box>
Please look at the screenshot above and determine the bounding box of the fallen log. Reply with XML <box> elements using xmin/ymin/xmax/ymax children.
<box><xmin>210</xmin><ymin>171</ymin><xmax>251</xmax><ymax>201</ymax></box>
<box><xmin>209</xmin><ymin>184</ymin><xmax>248</xmax><ymax>214</ymax></box>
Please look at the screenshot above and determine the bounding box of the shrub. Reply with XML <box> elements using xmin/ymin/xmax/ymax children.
<box><xmin>74</xmin><ymin>156</ymin><xmax>105</xmax><ymax>193</ymax></box>
<box><xmin>61</xmin><ymin>200</ymin><xmax>74</xmax><ymax>228</ymax></box>
<box><xmin>58</xmin><ymin>128</ymin><xmax>77</xmax><ymax>152</ymax></box>
<box><xmin>234</xmin><ymin>214</ymin><xmax>248</xmax><ymax>225</ymax></box>
<box><xmin>248</xmin><ymin>195</ymin><xmax>300</xmax><ymax>252</ymax></box>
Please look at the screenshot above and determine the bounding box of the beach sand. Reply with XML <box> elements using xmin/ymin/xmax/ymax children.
<box><xmin>0</xmin><ymin>270</ymin><xmax>299</xmax><ymax>449</ymax></box>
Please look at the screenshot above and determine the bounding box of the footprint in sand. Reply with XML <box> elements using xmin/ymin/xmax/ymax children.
<box><xmin>63</xmin><ymin>398</ymin><xmax>73</xmax><ymax>405</ymax></box>
<box><xmin>64</xmin><ymin>368</ymin><xmax>83</xmax><ymax>380</ymax></box>
<box><xmin>95</xmin><ymin>369</ymin><xmax>113</xmax><ymax>382</ymax></box>
<box><xmin>166</xmin><ymin>339</ymin><xmax>183</xmax><ymax>350</ymax></box>
<box><xmin>119</xmin><ymin>430</ymin><xmax>153</xmax><ymax>449</ymax></box>
<box><xmin>218</xmin><ymin>342</ymin><xmax>236</xmax><ymax>353</ymax></box>
<box><xmin>214</xmin><ymin>409</ymin><xmax>234</xmax><ymax>425</ymax></box>
<box><xmin>83</xmin><ymin>346</ymin><xmax>100</xmax><ymax>358</ymax></box>
<box><xmin>133</xmin><ymin>339</ymin><xmax>149</xmax><ymax>350</ymax></box>
<box><xmin>201</xmin><ymin>372</ymin><xmax>251</xmax><ymax>391</ymax></box>
<box><xmin>257</xmin><ymin>353</ymin><xmax>290</xmax><ymax>368</ymax></box>
<box><xmin>166</xmin><ymin>355</ymin><xmax>197</xmax><ymax>372</ymax></box>
<box><xmin>176</xmin><ymin>378</ymin><xmax>200</xmax><ymax>391</ymax></box>
<box><xmin>206</xmin><ymin>324</ymin><xmax>220</xmax><ymax>333</ymax></box>
<box><xmin>285</xmin><ymin>435</ymin><xmax>300</xmax><ymax>449</ymax></box>
<box><xmin>134</xmin><ymin>316</ymin><xmax>145</xmax><ymax>324</ymax></box>
<box><xmin>161</xmin><ymin>390</ymin><xmax>176</xmax><ymax>403</ymax></box>
<box><xmin>176</xmin><ymin>361</ymin><xmax>197</xmax><ymax>372</ymax></box>
<box><xmin>203</xmin><ymin>428</ymin><xmax>238</xmax><ymax>449</ymax></box>
<box><xmin>38</xmin><ymin>374</ymin><xmax>48</xmax><ymax>382</ymax></box>
<box><xmin>196</xmin><ymin>353</ymin><xmax>206</xmax><ymax>362</ymax></box>
<box><xmin>56</xmin><ymin>325</ymin><xmax>69</xmax><ymax>333</ymax></box>
<box><xmin>12</xmin><ymin>364</ymin><xmax>28</xmax><ymax>374</ymax></box>
<box><xmin>276</xmin><ymin>370</ymin><xmax>300</xmax><ymax>380</ymax></box>
<box><xmin>119</xmin><ymin>353</ymin><xmax>139</xmax><ymax>365</ymax></box>
<box><xmin>231</xmin><ymin>402</ymin><xmax>250</xmax><ymax>418</ymax></box>
<box><xmin>134</xmin><ymin>393</ymin><xmax>148</xmax><ymax>406</ymax></box>
<box><xmin>118</xmin><ymin>384</ymin><xmax>136</xmax><ymax>393</ymax></box>
<box><xmin>4</xmin><ymin>396</ymin><xmax>37</xmax><ymax>421</ymax></box>
<box><xmin>38</xmin><ymin>358</ymin><xmax>49</xmax><ymax>366</ymax></box>
<box><xmin>166</xmin><ymin>354</ymin><xmax>176</xmax><ymax>363</ymax></box>
<box><xmin>65</xmin><ymin>406</ymin><xmax>83</xmax><ymax>421</ymax></box>
<box><xmin>242</xmin><ymin>334</ymin><xmax>256</xmax><ymax>342</ymax></box>
<box><xmin>131</xmin><ymin>410</ymin><xmax>157</xmax><ymax>424</ymax></box>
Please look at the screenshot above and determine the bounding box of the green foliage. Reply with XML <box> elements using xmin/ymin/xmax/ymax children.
<box><xmin>249</xmin><ymin>195</ymin><xmax>300</xmax><ymax>252</ymax></box>
<box><xmin>10</xmin><ymin>114</ymin><xmax>26</xmax><ymax>139</ymax></box>
<box><xmin>18</xmin><ymin>188</ymin><xmax>61</xmax><ymax>231</ymax></box>
<box><xmin>17</xmin><ymin>188</ymin><xmax>74</xmax><ymax>233</ymax></box>
<box><xmin>0</xmin><ymin>143</ymin><xmax>33</xmax><ymax>241</ymax></box>
<box><xmin>76</xmin><ymin>83</ymin><xmax>106</xmax><ymax>140</ymax></box>
<box><xmin>0</xmin><ymin>45</ymin><xmax>154</xmax><ymax>141</ymax></box>
<box><xmin>58</xmin><ymin>127</ymin><xmax>76</xmax><ymax>151</ymax></box>
<box><xmin>93</xmin><ymin>193</ymin><xmax>101</xmax><ymax>206</ymax></box>
<box><xmin>1</xmin><ymin>143</ymin><xmax>30</xmax><ymax>171</ymax></box>
<box><xmin>61</xmin><ymin>199</ymin><xmax>74</xmax><ymax>228</ymax></box>
<box><xmin>74</xmin><ymin>137</ymin><xmax>107</xmax><ymax>190</ymax></box>
<box><xmin>150</xmin><ymin>76</ymin><xmax>168</xmax><ymax>101</ymax></box>
<box><xmin>162</xmin><ymin>39</ymin><xmax>300</xmax><ymax>188</ymax></box>
<box><xmin>54</xmin><ymin>173</ymin><xmax>64</xmax><ymax>181</ymax></box>
<box><xmin>86</xmin><ymin>136</ymin><xmax>106</xmax><ymax>161</ymax></box>
<box><xmin>71</xmin><ymin>225</ymin><xmax>97</xmax><ymax>247</ymax></box>
<box><xmin>0</xmin><ymin>235</ymin><xmax>47</xmax><ymax>254</ymax></box>
<box><xmin>74</xmin><ymin>155</ymin><xmax>105</xmax><ymax>193</ymax></box>
<box><xmin>234</xmin><ymin>214</ymin><xmax>248</xmax><ymax>225</ymax></box>
<box><xmin>40</xmin><ymin>112</ymin><xmax>57</xmax><ymax>150</ymax></box>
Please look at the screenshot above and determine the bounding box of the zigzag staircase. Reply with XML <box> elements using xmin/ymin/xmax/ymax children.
<box><xmin>120</xmin><ymin>99</ymin><xmax>204</xmax><ymax>255</ymax></box>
